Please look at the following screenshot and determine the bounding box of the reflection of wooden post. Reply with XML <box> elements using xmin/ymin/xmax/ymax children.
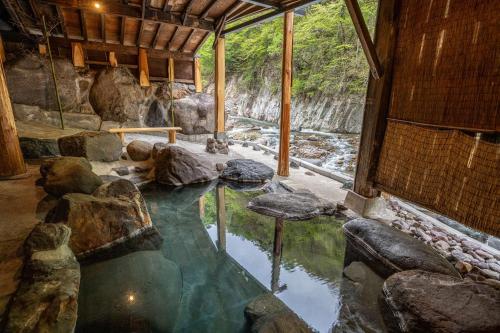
<box><xmin>109</xmin><ymin>51</ymin><xmax>118</xmax><ymax>67</ymax></box>
<box><xmin>216</xmin><ymin>185</ymin><xmax>226</xmax><ymax>251</ymax></box>
<box><xmin>0</xmin><ymin>57</ymin><xmax>26</xmax><ymax>178</ymax></box>
<box><xmin>138</xmin><ymin>48</ymin><xmax>150</xmax><ymax>87</ymax></box>
<box><xmin>71</xmin><ymin>42</ymin><xmax>85</xmax><ymax>67</ymax></box>
<box><xmin>271</xmin><ymin>217</ymin><xmax>284</xmax><ymax>293</ymax></box>
<box><xmin>199</xmin><ymin>195</ymin><xmax>205</xmax><ymax>218</ymax></box>
<box><xmin>278</xmin><ymin>11</ymin><xmax>294</xmax><ymax>177</ymax></box>
<box><xmin>194</xmin><ymin>57</ymin><xmax>202</xmax><ymax>93</ymax></box>
<box><xmin>214</xmin><ymin>37</ymin><xmax>225</xmax><ymax>139</ymax></box>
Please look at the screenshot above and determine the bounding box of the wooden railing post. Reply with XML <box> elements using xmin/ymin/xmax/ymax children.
<box><xmin>214</xmin><ymin>37</ymin><xmax>225</xmax><ymax>139</ymax></box>
<box><xmin>277</xmin><ymin>11</ymin><xmax>294</xmax><ymax>177</ymax></box>
<box><xmin>0</xmin><ymin>45</ymin><xmax>26</xmax><ymax>178</ymax></box>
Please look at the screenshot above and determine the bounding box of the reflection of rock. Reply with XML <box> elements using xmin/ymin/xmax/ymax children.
<box><xmin>248</xmin><ymin>192</ymin><xmax>336</xmax><ymax>220</ymax></box>
<box><xmin>58</xmin><ymin>131</ymin><xmax>122</xmax><ymax>162</ymax></box>
<box><xmin>46</xmin><ymin>180</ymin><xmax>152</xmax><ymax>256</ymax></box>
<box><xmin>155</xmin><ymin>146</ymin><xmax>218</xmax><ymax>186</ymax></box>
<box><xmin>4</xmin><ymin>223</ymin><xmax>79</xmax><ymax>333</ymax></box>
<box><xmin>333</xmin><ymin>262</ymin><xmax>387</xmax><ymax>333</ymax></box>
<box><xmin>245</xmin><ymin>294</ymin><xmax>312</xmax><ymax>333</ymax></box>
<box><xmin>221</xmin><ymin>159</ymin><xmax>274</xmax><ymax>183</ymax></box>
<box><xmin>343</xmin><ymin>218</ymin><xmax>460</xmax><ymax>278</ymax></box>
<box><xmin>383</xmin><ymin>270</ymin><xmax>500</xmax><ymax>333</ymax></box>
<box><xmin>41</xmin><ymin>157</ymin><xmax>103</xmax><ymax>197</ymax></box>
<box><xmin>77</xmin><ymin>251</ymin><xmax>181</xmax><ymax>333</ymax></box>
<box><xmin>127</xmin><ymin>140</ymin><xmax>153</xmax><ymax>161</ymax></box>
<box><xmin>89</xmin><ymin>67</ymin><xmax>148</xmax><ymax>123</ymax></box>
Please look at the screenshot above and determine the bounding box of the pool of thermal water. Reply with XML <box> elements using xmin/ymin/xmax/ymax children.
<box><xmin>75</xmin><ymin>181</ymin><xmax>350</xmax><ymax>333</ymax></box>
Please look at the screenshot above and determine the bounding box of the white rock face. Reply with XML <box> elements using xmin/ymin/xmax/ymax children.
<box><xmin>218</xmin><ymin>76</ymin><xmax>365</xmax><ymax>134</ymax></box>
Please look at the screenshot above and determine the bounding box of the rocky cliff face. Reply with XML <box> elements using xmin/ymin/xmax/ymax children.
<box><xmin>218</xmin><ymin>76</ymin><xmax>364</xmax><ymax>134</ymax></box>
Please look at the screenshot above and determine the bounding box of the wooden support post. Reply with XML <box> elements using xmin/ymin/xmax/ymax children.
<box><xmin>194</xmin><ymin>57</ymin><xmax>202</xmax><ymax>93</ymax></box>
<box><xmin>109</xmin><ymin>51</ymin><xmax>118</xmax><ymax>67</ymax></box>
<box><xmin>71</xmin><ymin>42</ymin><xmax>85</xmax><ymax>67</ymax></box>
<box><xmin>214</xmin><ymin>37</ymin><xmax>225</xmax><ymax>139</ymax></box>
<box><xmin>138</xmin><ymin>48</ymin><xmax>150</xmax><ymax>87</ymax></box>
<box><xmin>0</xmin><ymin>35</ymin><xmax>5</xmax><ymax>63</ymax></box>
<box><xmin>38</xmin><ymin>44</ymin><xmax>47</xmax><ymax>56</ymax></box>
<box><xmin>277</xmin><ymin>11</ymin><xmax>294</xmax><ymax>177</ymax></box>
<box><xmin>216</xmin><ymin>185</ymin><xmax>226</xmax><ymax>251</ymax></box>
<box><xmin>0</xmin><ymin>59</ymin><xmax>26</xmax><ymax>178</ymax></box>
<box><xmin>168</xmin><ymin>130</ymin><xmax>176</xmax><ymax>144</ymax></box>
<box><xmin>168</xmin><ymin>57</ymin><xmax>175</xmax><ymax>127</ymax></box>
<box><xmin>353</xmin><ymin>0</ymin><xmax>399</xmax><ymax>198</ymax></box>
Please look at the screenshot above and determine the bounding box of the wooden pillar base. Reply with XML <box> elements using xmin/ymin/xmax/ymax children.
<box><xmin>344</xmin><ymin>190</ymin><xmax>395</xmax><ymax>220</ymax></box>
<box><xmin>168</xmin><ymin>130</ymin><xmax>176</xmax><ymax>144</ymax></box>
<box><xmin>214</xmin><ymin>132</ymin><xmax>226</xmax><ymax>140</ymax></box>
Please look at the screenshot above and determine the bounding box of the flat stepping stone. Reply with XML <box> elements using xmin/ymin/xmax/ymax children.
<box><xmin>383</xmin><ymin>270</ymin><xmax>500</xmax><ymax>333</ymax></box>
<box><xmin>343</xmin><ymin>218</ymin><xmax>461</xmax><ymax>278</ymax></box>
<box><xmin>220</xmin><ymin>159</ymin><xmax>274</xmax><ymax>183</ymax></box>
<box><xmin>247</xmin><ymin>192</ymin><xmax>336</xmax><ymax>220</ymax></box>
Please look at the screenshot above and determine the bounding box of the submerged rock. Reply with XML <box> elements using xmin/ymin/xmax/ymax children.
<box><xmin>382</xmin><ymin>270</ymin><xmax>500</xmax><ymax>333</ymax></box>
<box><xmin>247</xmin><ymin>192</ymin><xmax>336</xmax><ymax>220</ymax></box>
<box><xmin>77</xmin><ymin>251</ymin><xmax>181</xmax><ymax>333</ymax></box>
<box><xmin>245</xmin><ymin>294</ymin><xmax>312</xmax><ymax>333</ymax></box>
<box><xmin>343</xmin><ymin>218</ymin><xmax>461</xmax><ymax>278</ymax></box>
<box><xmin>41</xmin><ymin>157</ymin><xmax>103</xmax><ymax>197</ymax></box>
<box><xmin>126</xmin><ymin>140</ymin><xmax>153</xmax><ymax>161</ymax></box>
<box><xmin>155</xmin><ymin>146</ymin><xmax>218</xmax><ymax>186</ymax></box>
<box><xmin>45</xmin><ymin>180</ymin><xmax>152</xmax><ymax>256</ymax></box>
<box><xmin>220</xmin><ymin>159</ymin><xmax>274</xmax><ymax>183</ymax></box>
<box><xmin>58</xmin><ymin>131</ymin><xmax>122</xmax><ymax>162</ymax></box>
<box><xmin>4</xmin><ymin>223</ymin><xmax>80</xmax><ymax>333</ymax></box>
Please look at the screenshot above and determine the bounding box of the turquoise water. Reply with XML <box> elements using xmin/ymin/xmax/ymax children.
<box><xmin>76</xmin><ymin>181</ymin><xmax>347</xmax><ymax>332</ymax></box>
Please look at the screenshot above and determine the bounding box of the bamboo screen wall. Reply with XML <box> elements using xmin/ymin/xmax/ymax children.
<box><xmin>373</xmin><ymin>0</ymin><xmax>499</xmax><ymax>236</ymax></box>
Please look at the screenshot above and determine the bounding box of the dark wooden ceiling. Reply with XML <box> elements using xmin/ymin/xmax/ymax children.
<box><xmin>1</xmin><ymin>0</ymin><xmax>318</xmax><ymax>60</ymax></box>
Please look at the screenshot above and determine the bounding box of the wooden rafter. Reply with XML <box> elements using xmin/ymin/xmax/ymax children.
<box><xmin>137</xmin><ymin>20</ymin><xmax>145</xmax><ymax>46</ymax></box>
<box><xmin>120</xmin><ymin>16</ymin><xmax>126</xmax><ymax>45</ymax></box>
<box><xmin>200</xmin><ymin>0</ymin><xmax>219</xmax><ymax>19</ymax></box>
<box><xmin>180</xmin><ymin>28</ymin><xmax>196</xmax><ymax>52</ymax></box>
<box><xmin>80</xmin><ymin>10</ymin><xmax>87</xmax><ymax>40</ymax></box>
<box><xmin>100</xmin><ymin>14</ymin><xmax>106</xmax><ymax>42</ymax></box>
<box><xmin>163</xmin><ymin>0</ymin><xmax>172</xmax><ymax>12</ymax></box>
<box><xmin>2</xmin><ymin>0</ymin><xmax>27</xmax><ymax>33</ymax></box>
<box><xmin>182</xmin><ymin>0</ymin><xmax>197</xmax><ymax>25</ymax></box>
<box><xmin>152</xmin><ymin>23</ymin><xmax>164</xmax><ymax>49</ymax></box>
<box><xmin>240</xmin><ymin>0</ymin><xmax>280</xmax><ymax>9</ymax></box>
<box><xmin>167</xmin><ymin>26</ymin><xmax>180</xmax><ymax>51</ymax></box>
<box><xmin>40</xmin><ymin>0</ymin><xmax>215</xmax><ymax>31</ymax></box>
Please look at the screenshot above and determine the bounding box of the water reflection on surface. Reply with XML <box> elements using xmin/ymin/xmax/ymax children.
<box><xmin>202</xmin><ymin>185</ymin><xmax>347</xmax><ymax>332</ymax></box>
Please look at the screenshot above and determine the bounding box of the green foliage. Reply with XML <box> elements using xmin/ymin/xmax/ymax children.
<box><xmin>198</xmin><ymin>0</ymin><xmax>377</xmax><ymax>97</ymax></box>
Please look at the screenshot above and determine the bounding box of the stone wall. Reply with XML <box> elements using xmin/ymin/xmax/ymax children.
<box><xmin>5</xmin><ymin>53</ymin><xmax>214</xmax><ymax>135</ymax></box>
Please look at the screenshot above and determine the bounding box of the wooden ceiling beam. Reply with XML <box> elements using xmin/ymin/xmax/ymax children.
<box><xmin>40</xmin><ymin>0</ymin><xmax>215</xmax><ymax>31</ymax></box>
<box><xmin>120</xmin><ymin>16</ymin><xmax>126</xmax><ymax>44</ymax></box>
<box><xmin>240</xmin><ymin>0</ymin><xmax>280</xmax><ymax>9</ymax></box>
<box><xmin>200</xmin><ymin>0</ymin><xmax>219</xmax><ymax>19</ymax></box>
<box><xmin>137</xmin><ymin>20</ymin><xmax>145</xmax><ymax>46</ymax></box>
<box><xmin>167</xmin><ymin>26</ymin><xmax>180</xmax><ymax>51</ymax></box>
<box><xmin>56</xmin><ymin>6</ymin><xmax>68</xmax><ymax>39</ymax></box>
<box><xmin>152</xmin><ymin>23</ymin><xmax>163</xmax><ymax>49</ymax></box>
<box><xmin>182</xmin><ymin>0</ymin><xmax>197</xmax><ymax>25</ymax></box>
<box><xmin>180</xmin><ymin>28</ymin><xmax>196</xmax><ymax>52</ymax></box>
<box><xmin>100</xmin><ymin>14</ymin><xmax>106</xmax><ymax>42</ymax></box>
<box><xmin>163</xmin><ymin>0</ymin><xmax>172</xmax><ymax>12</ymax></box>
<box><xmin>80</xmin><ymin>10</ymin><xmax>88</xmax><ymax>40</ymax></box>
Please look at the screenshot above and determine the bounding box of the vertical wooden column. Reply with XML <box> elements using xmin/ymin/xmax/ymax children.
<box><xmin>0</xmin><ymin>35</ymin><xmax>5</xmax><ymax>63</ymax></box>
<box><xmin>0</xmin><ymin>48</ymin><xmax>26</xmax><ymax>178</ymax></box>
<box><xmin>214</xmin><ymin>37</ymin><xmax>225</xmax><ymax>139</ymax></box>
<box><xmin>277</xmin><ymin>11</ymin><xmax>294</xmax><ymax>177</ymax></box>
<box><xmin>71</xmin><ymin>42</ymin><xmax>85</xmax><ymax>67</ymax></box>
<box><xmin>353</xmin><ymin>0</ymin><xmax>399</xmax><ymax>197</ymax></box>
<box><xmin>194</xmin><ymin>56</ymin><xmax>202</xmax><ymax>93</ymax></box>
<box><xmin>109</xmin><ymin>51</ymin><xmax>118</xmax><ymax>67</ymax></box>
<box><xmin>138</xmin><ymin>48</ymin><xmax>150</xmax><ymax>87</ymax></box>
<box><xmin>168</xmin><ymin>57</ymin><xmax>176</xmax><ymax>141</ymax></box>
<box><xmin>216</xmin><ymin>185</ymin><xmax>226</xmax><ymax>251</ymax></box>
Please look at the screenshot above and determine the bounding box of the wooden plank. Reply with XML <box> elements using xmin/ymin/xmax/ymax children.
<box><xmin>344</xmin><ymin>0</ymin><xmax>382</xmax><ymax>79</ymax></box>
<box><xmin>152</xmin><ymin>23</ymin><xmax>163</xmax><ymax>49</ymax></box>
<box><xmin>137</xmin><ymin>20</ymin><xmax>145</xmax><ymax>46</ymax></box>
<box><xmin>180</xmin><ymin>29</ymin><xmax>196</xmax><ymax>52</ymax></box>
<box><xmin>138</xmin><ymin>48</ymin><xmax>150</xmax><ymax>86</ymax></box>
<box><xmin>167</xmin><ymin>26</ymin><xmax>180</xmax><ymax>51</ymax></box>
<box><xmin>0</xmin><ymin>35</ymin><xmax>5</xmax><ymax>63</ymax></box>
<box><xmin>353</xmin><ymin>0</ymin><xmax>399</xmax><ymax>197</ymax></box>
<box><xmin>80</xmin><ymin>10</ymin><xmax>88</xmax><ymax>40</ymax></box>
<box><xmin>41</xmin><ymin>0</ymin><xmax>215</xmax><ymax>31</ymax></box>
<box><xmin>100</xmin><ymin>13</ymin><xmax>106</xmax><ymax>42</ymax></box>
<box><xmin>108</xmin><ymin>51</ymin><xmax>118</xmax><ymax>67</ymax></box>
<box><xmin>86</xmin><ymin>60</ymin><xmax>136</xmax><ymax>67</ymax></box>
<box><xmin>0</xmin><ymin>59</ymin><xmax>26</xmax><ymax>177</ymax></box>
<box><xmin>56</xmin><ymin>6</ymin><xmax>68</xmax><ymax>39</ymax></box>
<box><xmin>241</xmin><ymin>0</ymin><xmax>279</xmax><ymax>9</ymax></box>
<box><xmin>120</xmin><ymin>16</ymin><xmax>126</xmax><ymax>44</ymax></box>
<box><xmin>214</xmin><ymin>37</ymin><xmax>225</xmax><ymax>137</ymax></box>
<box><xmin>200</xmin><ymin>0</ymin><xmax>219</xmax><ymax>19</ymax></box>
<box><xmin>182</xmin><ymin>0</ymin><xmax>196</xmax><ymax>25</ymax></box>
<box><xmin>277</xmin><ymin>11</ymin><xmax>293</xmax><ymax>177</ymax></box>
<box><xmin>71</xmin><ymin>42</ymin><xmax>85</xmax><ymax>67</ymax></box>
<box><xmin>194</xmin><ymin>57</ymin><xmax>202</xmax><ymax>92</ymax></box>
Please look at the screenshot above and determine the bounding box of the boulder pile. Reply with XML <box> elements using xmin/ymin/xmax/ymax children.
<box><xmin>206</xmin><ymin>138</ymin><xmax>229</xmax><ymax>154</ymax></box>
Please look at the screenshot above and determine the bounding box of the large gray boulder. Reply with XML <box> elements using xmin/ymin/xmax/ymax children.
<box><xmin>58</xmin><ymin>131</ymin><xmax>122</xmax><ymax>162</ymax></box>
<box><xmin>160</xmin><ymin>93</ymin><xmax>214</xmax><ymax>134</ymax></box>
<box><xmin>5</xmin><ymin>53</ymin><xmax>94</xmax><ymax>114</ymax></box>
<box><xmin>46</xmin><ymin>180</ymin><xmax>152</xmax><ymax>256</ymax></box>
<box><xmin>221</xmin><ymin>159</ymin><xmax>274</xmax><ymax>183</ymax></box>
<box><xmin>89</xmin><ymin>67</ymin><xmax>148</xmax><ymax>123</ymax></box>
<box><xmin>41</xmin><ymin>157</ymin><xmax>103</xmax><ymax>197</ymax></box>
<box><xmin>247</xmin><ymin>192</ymin><xmax>336</xmax><ymax>220</ymax></box>
<box><xmin>382</xmin><ymin>270</ymin><xmax>500</xmax><ymax>333</ymax></box>
<box><xmin>126</xmin><ymin>140</ymin><xmax>153</xmax><ymax>161</ymax></box>
<box><xmin>155</xmin><ymin>146</ymin><xmax>218</xmax><ymax>186</ymax></box>
<box><xmin>19</xmin><ymin>136</ymin><xmax>59</xmax><ymax>159</ymax></box>
<box><xmin>77</xmin><ymin>251</ymin><xmax>181</xmax><ymax>332</ymax></box>
<box><xmin>245</xmin><ymin>294</ymin><xmax>312</xmax><ymax>333</ymax></box>
<box><xmin>13</xmin><ymin>104</ymin><xmax>101</xmax><ymax>130</ymax></box>
<box><xmin>343</xmin><ymin>218</ymin><xmax>461</xmax><ymax>278</ymax></box>
<box><xmin>4</xmin><ymin>223</ymin><xmax>80</xmax><ymax>333</ymax></box>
